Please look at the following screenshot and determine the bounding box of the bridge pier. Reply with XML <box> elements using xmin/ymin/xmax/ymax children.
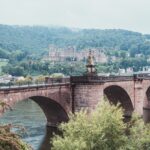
<box><xmin>72</xmin><ymin>83</ymin><xmax>104</xmax><ymax>113</ymax></box>
<box><xmin>143</xmin><ymin>95</ymin><xmax>150</xmax><ymax>123</ymax></box>
<box><xmin>143</xmin><ymin>107</ymin><xmax>150</xmax><ymax>123</ymax></box>
<box><xmin>134</xmin><ymin>80</ymin><xmax>144</xmax><ymax>116</ymax></box>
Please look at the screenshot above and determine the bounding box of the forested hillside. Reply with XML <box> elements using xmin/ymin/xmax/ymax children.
<box><xmin>0</xmin><ymin>24</ymin><xmax>149</xmax><ymax>53</ymax></box>
<box><xmin>0</xmin><ymin>24</ymin><xmax>150</xmax><ymax>76</ymax></box>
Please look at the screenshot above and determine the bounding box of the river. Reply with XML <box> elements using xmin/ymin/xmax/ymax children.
<box><xmin>0</xmin><ymin>100</ymin><xmax>56</xmax><ymax>150</ymax></box>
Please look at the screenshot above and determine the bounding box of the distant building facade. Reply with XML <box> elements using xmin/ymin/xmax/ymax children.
<box><xmin>44</xmin><ymin>45</ymin><xmax>108</xmax><ymax>63</ymax></box>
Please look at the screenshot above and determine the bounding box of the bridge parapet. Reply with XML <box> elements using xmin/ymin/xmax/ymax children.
<box><xmin>45</xmin><ymin>77</ymin><xmax>70</xmax><ymax>84</ymax></box>
<box><xmin>134</xmin><ymin>73</ymin><xmax>150</xmax><ymax>80</ymax></box>
<box><xmin>1</xmin><ymin>73</ymin><xmax>150</xmax><ymax>90</ymax></box>
<box><xmin>70</xmin><ymin>75</ymin><xmax>134</xmax><ymax>83</ymax></box>
<box><xmin>0</xmin><ymin>77</ymin><xmax>70</xmax><ymax>90</ymax></box>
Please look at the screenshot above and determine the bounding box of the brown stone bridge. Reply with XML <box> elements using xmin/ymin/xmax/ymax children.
<box><xmin>1</xmin><ymin>74</ymin><xmax>150</xmax><ymax>126</ymax></box>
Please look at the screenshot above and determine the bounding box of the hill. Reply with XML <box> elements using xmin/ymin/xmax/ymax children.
<box><xmin>0</xmin><ymin>24</ymin><xmax>150</xmax><ymax>76</ymax></box>
<box><xmin>0</xmin><ymin>24</ymin><xmax>149</xmax><ymax>55</ymax></box>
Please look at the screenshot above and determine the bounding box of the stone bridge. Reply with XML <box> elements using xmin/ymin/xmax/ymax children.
<box><xmin>1</xmin><ymin>74</ymin><xmax>150</xmax><ymax>126</ymax></box>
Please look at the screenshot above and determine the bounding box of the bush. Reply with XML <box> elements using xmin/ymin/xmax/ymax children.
<box><xmin>35</xmin><ymin>75</ymin><xmax>45</xmax><ymax>83</ymax></box>
<box><xmin>0</xmin><ymin>125</ymin><xmax>32</xmax><ymax>150</ymax></box>
<box><xmin>0</xmin><ymin>103</ymin><xmax>32</xmax><ymax>150</ymax></box>
<box><xmin>51</xmin><ymin>100</ymin><xmax>150</xmax><ymax>150</ymax></box>
<box><xmin>50</xmin><ymin>73</ymin><xmax>64</xmax><ymax>78</ymax></box>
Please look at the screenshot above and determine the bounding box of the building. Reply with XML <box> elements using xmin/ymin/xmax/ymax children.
<box><xmin>45</xmin><ymin>46</ymin><xmax>108</xmax><ymax>63</ymax></box>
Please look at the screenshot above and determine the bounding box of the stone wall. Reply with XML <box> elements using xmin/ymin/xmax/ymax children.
<box><xmin>0</xmin><ymin>84</ymin><xmax>71</xmax><ymax>126</ymax></box>
<box><xmin>73</xmin><ymin>83</ymin><xmax>104</xmax><ymax>112</ymax></box>
<box><xmin>1</xmin><ymin>78</ymin><xmax>150</xmax><ymax>124</ymax></box>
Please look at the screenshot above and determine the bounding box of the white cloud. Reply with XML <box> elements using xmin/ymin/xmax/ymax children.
<box><xmin>0</xmin><ymin>0</ymin><xmax>149</xmax><ymax>33</ymax></box>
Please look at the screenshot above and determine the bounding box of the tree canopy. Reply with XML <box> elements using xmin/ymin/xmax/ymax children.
<box><xmin>52</xmin><ymin>100</ymin><xmax>150</xmax><ymax>150</ymax></box>
<box><xmin>1</xmin><ymin>25</ymin><xmax>150</xmax><ymax>76</ymax></box>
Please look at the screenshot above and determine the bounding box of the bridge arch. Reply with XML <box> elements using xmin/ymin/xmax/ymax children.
<box><xmin>144</xmin><ymin>87</ymin><xmax>150</xmax><ymax>106</ymax></box>
<box><xmin>2</xmin><ymin>96</ymin><xmax>69</xmax><ymax>126</ymax></box>
<box><xmin>30</xmin><ymin>96</ymin><xmax>69</xmax><ymax>126</ymax></box>
<box><xmin>0</xmin><ymin>85</ymin><xmax>71</xmax><ymax>126</ymax></box>
<box><xmin>104</xmin><ymin>85</ymin><xmax>134</xmax><ymax>117</ymax></box>
<box><xmin>143</xmin><ymin>86</ymin><xmax>150</xmax><ymax>122</ymax></box>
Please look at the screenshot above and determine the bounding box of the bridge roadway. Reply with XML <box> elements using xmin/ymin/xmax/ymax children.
<box><xmin>0</xmin><ymin>74</ymin><xmax>150</xmax><ymax>126</ymax></box>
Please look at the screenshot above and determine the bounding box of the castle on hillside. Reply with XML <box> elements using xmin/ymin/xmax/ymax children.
<box><xmin>44</xmin><ymin>45</ymin><xmax>108</xmax><ymax>63</ymax></box>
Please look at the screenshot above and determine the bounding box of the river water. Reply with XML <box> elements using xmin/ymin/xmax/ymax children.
<box><xmin>0</xmin><ymin>100</ymin><xmax>56</xmax><ymax>150</ymax></box>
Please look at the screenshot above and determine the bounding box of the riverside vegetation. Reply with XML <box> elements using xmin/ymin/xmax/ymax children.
<box><xmin>0</xmin><ymin>102</ymin><xmax>32</xmax><ymax>150</ymax></box>
<box><xmin>0</xmin><ymin>100</ymin><xmax>150</xmax><ymax>149</ymax></box>
<box><xmin>51</xmin><ymin>100</ymin><xmax>150</xmax><ymax>150</ymax></box>
<box><xmin>0</xmin><ymin>125</ymin><xmax>32</xmax><ymax>150</ymax></box>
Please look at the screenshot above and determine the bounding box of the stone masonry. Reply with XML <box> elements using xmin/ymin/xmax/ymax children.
<box><xmin>0</xmin><ymin>75</ymin><xmax>150</xmax><ymax>126</ymax></box>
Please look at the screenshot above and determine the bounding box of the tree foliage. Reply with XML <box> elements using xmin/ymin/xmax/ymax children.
<box><xmin>0</xmin><ymin>125</ymin><xmax>32</xmax><ymax>150</ymax></box>
<box><xmin>1</xmin><ymin>25</ymin><xmax>150</xmax><ymax>76</ymax></box>
<box><xmin>0</xmin><ymin>25</ymin><xmax>146</xmax><ymax>52</ymax></box>
<box><xmin>52</xmin><ymin>100</ymin><xmax>150</xmax><ymax>150</ymax></box>
<box><xmin>0</xmin><ymin>102</ymin><xmax>32</xmax><ymax>150</ymax></box>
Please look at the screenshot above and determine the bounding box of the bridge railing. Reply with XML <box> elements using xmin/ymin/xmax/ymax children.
<box><xmin>0</xmin><ymin>82</ymin><xmax>45</xmax><ymax>90</ymax></box>
<box><xmin>70</xmin><ymin>75</ymin><xmax>134</xmax><ymax>83</ymax></box>
<box><xmin>70</xmin><ymin>73</ymin><xmax>150</xmax><ymax>83</ymax></box>
<box><xmin>45</xmin><ymin>77</ymin><xmax>70</xmax><ymax>84</ymax></box>
<box><xmin>1</xmin><ymin>73</ymin><xmax>150</xmax><ymax>89</ymax></box>
<box><xmin>0</xmin><ymin>77</ymin><xmax>70</xmax><ymax>90</ymax></box>
<box><xmin>104</xmin><ymin>76</ymin><xmax>134</xmax><ymax>82</ymax></box>
<box><xmin>133</xmin><ymin>73</ymin><xmax>150</xmax><ymax>79</ymax></box>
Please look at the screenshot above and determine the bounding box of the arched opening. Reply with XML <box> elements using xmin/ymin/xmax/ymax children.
<box><xmin>0</xmin><ymin>100</ymin><xmax>47</xmax><ymax>149</ymax></box>
<box><xmin>30</xmin><ymin>96</ymin><xmax>69</xmax><ymax>126</ymax></box>
<box><xmin>0</xmin><ymin>96</ymin><xmax>69</xmax><ymax>149</ymax></box>
<box><xmin>143</xmin><ymin>87</ymin><xmax>150</xmax><ymax>122</ymax></box>
<box><xmin>29</xmin><ymin>96</ymin><xmax>69</xmax><ymax>149</ymax></box>
<box><xmin>146</xmin><ymin>87</ymin><xmax>150</xmax><ymax>103</ymax></box>
<box><xmin>104</xmin><ymin>85</ymin><xmax>134</xmax><ymax>117</ymax></box>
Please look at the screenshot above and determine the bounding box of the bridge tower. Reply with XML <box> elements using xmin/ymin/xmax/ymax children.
<box><xmin>71</xmin><ymin>50</ymin><xmax>104</xmax><ymax>113</ymax></box>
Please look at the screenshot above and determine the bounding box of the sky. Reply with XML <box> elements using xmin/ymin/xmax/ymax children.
<box><xmin>0</xmin><ymin>0</ymin><xmax>149</xmax><ymax>33</ymax></box>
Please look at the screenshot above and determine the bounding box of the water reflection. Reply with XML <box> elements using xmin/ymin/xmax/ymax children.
<box><xmin>0</xmin><ymin>100</ymin><xmax>54</xmax><ymax>150</ymax></box>
<box><xmin>38</xmin><ymin>127</ymin><xmax>58</xmax><ymax>150</ymax></box>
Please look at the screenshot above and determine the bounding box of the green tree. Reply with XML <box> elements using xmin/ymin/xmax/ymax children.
<box><xmin>127</xmin><ymin>115</ymin><xmax>150</xmax><ymax>150</ymax></box>
<box><xmin>0</xmin><ymin>102</ymin><xmax>32</xmax><ymax>150</ymax></box>
<box><xmin>35</xmin><ymin>75</ymin><xmax>45</xmax><ymax>83</ymax></box>
<box><xmin>0</xmin><ymin>125</ymin><xmax>32</xmax><ymax>150</ymax></box>
<box><xmin>52</xmin><ymin>100</ymin><xmax>128</xmax><ymax>150</ymax></box>
<box><xmin>120</xmin><ymin>51</ymin><xmax>126</xmax><ymax>58</ymax></box>
<box><xmin>51</xmin><ymin>100</ymin><xmax>150</xmax><ymax>150</ymax></box>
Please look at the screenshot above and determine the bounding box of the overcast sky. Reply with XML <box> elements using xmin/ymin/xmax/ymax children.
<box><xmin>0</xmin><ymin>0</ymin><xmax>149</xmax><ymax>33</ymax></box>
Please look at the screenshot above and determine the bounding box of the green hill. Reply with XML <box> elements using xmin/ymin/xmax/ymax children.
<box><xmin>0</xmin><ymin>24</ymin><xmax>150</xmax><ymax>76</ymax></box>
<box><xmin>0</xmin><ymin>24</ymin><xmax>149</xmax><ymax>55</ymax></box>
